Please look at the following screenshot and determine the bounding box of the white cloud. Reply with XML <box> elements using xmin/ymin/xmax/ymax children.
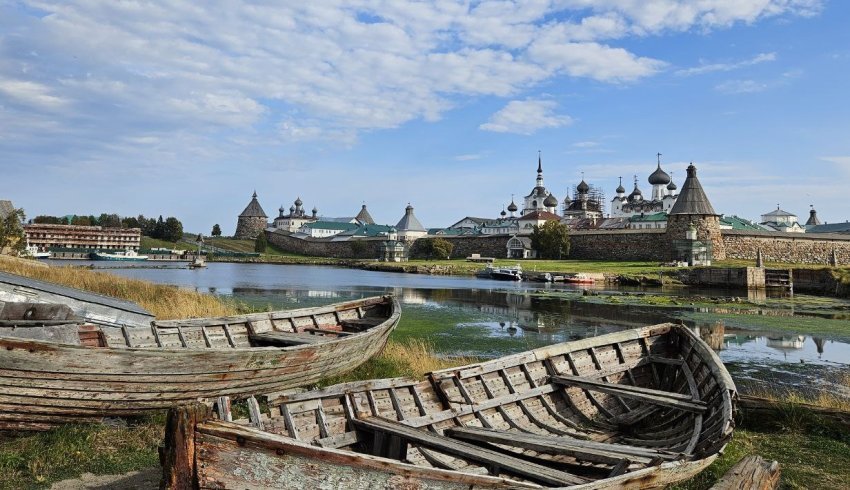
<box><xmin>572</xmin><ymin>141</ymin><xmax>600</xmax><ymax>148</ymax></box>
<box><xmin>454</xmin><ymin>154</ymin><xmax>482</xmax><ymax>161</ymax></box>
<box><xmin>480</xmin><ymin>100</ymin><xmax>573</xmax><ymax>135</ymax></box>
<box><xmin>0</xmin><ymin>78</ymin><xmax>68</xmax><ymax>109</ymax></box>
<box><xmin>676</xmin><ymin>52</ymin><xmax>776</xmax><ymax>76</ymax></box>
<box><xmin>715</xmin><ymin>79</ymin><xmax>769</xmax><ymax>94</ymax></box>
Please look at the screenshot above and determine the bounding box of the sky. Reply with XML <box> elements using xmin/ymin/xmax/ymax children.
<box><xmin>2</xmin><ymin>0</ymin><xmax>849</xmax><ymax>234</ymax></box>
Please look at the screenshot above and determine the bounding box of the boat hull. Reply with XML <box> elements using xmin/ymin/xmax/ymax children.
<box><xmin>90</xmin><ymin>253</ymin><xmax>148</xmax><ymax>261</ymax></box>
<box><xmin>0</xmin><ymin>296</ymin><xmax>399</xmax><ymax>431</ymax></box>
<box><xmin>162</xmin><ymin>324</ymin><xmax>736</xmax><ymax>489</ymax></box>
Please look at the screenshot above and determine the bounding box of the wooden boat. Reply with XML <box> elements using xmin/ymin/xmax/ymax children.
<box><xmin>161</xmin><ymin>323</ymin><xmax>736</xmax><ymax>489</ymax></box>
<box><xmin>564</xmin><ymin>273</ymin><xmax>595</xmax><ymax>285</ymax></box>
<box><xmin>0</xmin><ymin>270</ymin><xmax>154</xmax><ymax>328</ymax></box>
<box><xmin>0</xmin><ymin>295</ymin><xmax>399</xmax><ymax>431</ymax></box>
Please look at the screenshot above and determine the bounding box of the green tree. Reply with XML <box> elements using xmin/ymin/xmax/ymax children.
<box><xmin>409</xmin><ymin>238</ymin><xmax>454</xmax><ymax>259</ymax></box>
<box><xmin>431</xmin><ymin>238</ymin><xmax>454</xmax><ymax>259</ymax></box>
<box><xmin>529</xmin><ymin>220</ymin><xmax>570</xmax><ymax>259</ymax></box>
<box><xmin>153</xmin><ymin>215</ymin><xmax>165</xmax><ymax>239</ymax></box>
<box><xmin>0</xmin><ymin>207</ymin><xmax>26</xmax><ymax>255</ymax></box>
<box><xmin>254</xmin><ymin>231</ymin><xmax>268</xmax><ymax>253</ymax></box>
<box><xmin>122</xmin><ymin>216</ymin><xmax>141</xmax><ymax>229</ymax></box>
<box><xmin>211</xmin><ymin>224</ymin><xmax>222</xmax><ymax>237</ymax></box>
<box><xmin>163</xmin><ymin>217</ymin><xmax>184</xmax><ymax>242</ymax></box>
<box><xmin>71</xmin><ymin>215</ymin><xmax>92</xmax><ymax>226</ymax></box>
<box><xmin>98</xmin><ymin>213</ymin><xmax>122</xmax><ymax>228</ymax></box>
<box><xmin>33</xmin><ymin>215</ymin><xmax>65</xmax><ymax>224</ymax></box>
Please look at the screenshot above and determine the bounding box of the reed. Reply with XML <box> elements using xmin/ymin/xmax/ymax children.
<box><xmin>0</xmin><ymin>255</ymin><xmax>238</xmax><ymax>320</ymax></box>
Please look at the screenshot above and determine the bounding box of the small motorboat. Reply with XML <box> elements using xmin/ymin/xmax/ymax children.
<box><xmin>476</xmin><ymin>264</ymin><xmax>523</xmax><ymax>281</ymax></box>
<box><xmin>90</xmin><ymin>249</ymin><xmax>149</xmax><ymax>261</ymax></box>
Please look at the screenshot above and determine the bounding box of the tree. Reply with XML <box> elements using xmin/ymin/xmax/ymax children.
<box><xmin>254</xmin><ymin>231</ymin><xmax>268</xmax><ymax>253</ymax></box>
<box><xmin>163</xmin><ymin>217</ymin><xmax>184</xmax><ymax>242</ymax></box>
<box><xmin>153</xmin><ymin>215</ymin><xmax>165</xmax><ymax>239</ymax></box>
<box><xmin>122</xmin><ymin>216</ymin><xmax>141</xmax><ymax>229</ymax></box>
<box><xmin>0</xmin><ymin>207</ymin><xmax>26</xmax><ymax>255</ymax></box>
<box><xmin>409</xmin><ymin>238</ymin><xmax>454</xmax><ymax>260</ymax></box>
<box><xmin>211</xmin><ymin>224</ymin><xmax>222</xmax><ymax>237</ymax></box>
<box><xmin>71</xmin><ymin>215</ymin><xmax>92</xmax><ymax>226</ymax></box>
<box><xmin>98</xmin><ymin>213</ymin><xmax>122</xmax><ymax>228</ymax></box>
<box><xmin>33</xmin><ymin>215</ymin><xmax>65</xmax><ymax>224</ymax></box>
<box><xmin>529</xmin><ymin>220</ymin><xmax>570</xmax><ymax>259</ymax></box>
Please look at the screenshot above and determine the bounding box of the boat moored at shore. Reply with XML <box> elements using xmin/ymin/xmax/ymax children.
<box><xmin>90</xmin><ymin>249</ymin><xmax>149</xmax><ymax>261</ymax></box>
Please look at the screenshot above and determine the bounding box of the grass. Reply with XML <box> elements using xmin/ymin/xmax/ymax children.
<box><xmin>0</xmin><ymin>255</ymin><xmax>238</xmax><ymax>319</ymax></box>
<box><xmin>139</xmin><ymin>236</ymin><xmax>194</xmax><ymax>251</ymax></box>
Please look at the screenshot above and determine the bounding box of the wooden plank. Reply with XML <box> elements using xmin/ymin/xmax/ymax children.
<box><xmin>120</xmin><ymin>325</ymin><xmax>132</xmax><ymax>348</ymax></box>
<box><xmin>175</xmin><ymin>326</ymin><xmax>188</xmax><ymax>348</ymax></box>
<box><xmin>315</xmin><ymin>430</ymin><xmax>360</xmax><ymax>449</ymax></box>
<box><xmin>280</xmin><ymin>403</ymin><xmax>299</xmax><ymax>440</ymax></box>
<box><xmin>351</xmin><ymin>416</ymin><xmax>589</xmax><ymax>486</ymax></box>
<box><xmin>303</xmin><ymin>327</ymin><xmax>352</xmax><ymax>336</ymax></box>
<box><xmin>710</xmin><ymin>455</ymin><xmax>781</xmax><ymax>490</ymax></box>
<box><xmin>249</xmin><ymin>331</ymin><xmax>325</xmax><ymax>346</ymax></box>
<box><xmin>246</xmin><ymin>395</ymin><xmax>265</xmax><ymax>431</ymax></box>
<box><xmin>553</xmin><ymin>375</ymin><xmax>707</xmax><ymax>413</ymax></box>
<box><xmin>150</xmin><ymin>325</ymin><xmax>162</xmax><ymax>347</ymax></box>
<box><xmin>222</xmin><ymin>324</ymin><xmax>236</xmax><ymax>348</ymax></box>
<box><xmin>445</xmin><ymin>426</ymin><xmax>678</xmax><ymax>465</ymax></box>
<box><xmin>200</xmin><ymin>326</ymin><xmax>213</xmax><ymax>348</ymax></box>
<box><xmin>315</xmin><ymin>401</ymin><xmax>331</xmax><ymax>439</ymax></box>
<box><xmin>216</xmin><ymin>396</ymin><xmax>233</xmax><ymax>422</ymax></box>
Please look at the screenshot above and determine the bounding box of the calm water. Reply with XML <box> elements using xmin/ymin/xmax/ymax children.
<box><xmin>50</xmin><ymin>260</ymin><xmax>850</xmax><ymax>393</ymax></box>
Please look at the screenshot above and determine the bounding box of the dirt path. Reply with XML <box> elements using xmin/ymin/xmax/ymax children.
<box><xmin>49</xmin><ymin>468</ymin><xmax>159</xmax><ymax>490</ymax></box>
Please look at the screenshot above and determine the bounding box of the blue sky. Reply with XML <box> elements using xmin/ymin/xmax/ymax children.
<box><xmin>2</xmin><ymin>1</ymin><xmax>848</xmax><ymax>234</ymax></box>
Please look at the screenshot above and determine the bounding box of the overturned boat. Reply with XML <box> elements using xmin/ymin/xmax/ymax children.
<box><xmin>0</xmin><ymin>271</ymin><xmax>154</xmax><ymax>328</ymax></box>
<box><xmin>0</xmin><ymin>295</ymin><xmax>399</xmax><ymax>431</ymax></box>
<box><xmin>162</xmin><ymin>323</ymin><xmax>736</xmax><ymax>489</ymax></box>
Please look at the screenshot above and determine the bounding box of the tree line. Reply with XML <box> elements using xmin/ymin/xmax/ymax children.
<box><xmin>31</xmin><ymin>213</ymin><xmax>184</xmax><ymax>242</ymax></box>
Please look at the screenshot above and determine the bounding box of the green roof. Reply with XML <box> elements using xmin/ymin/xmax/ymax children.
<box><xmin>629</xmin><ymin>212</ymin><xmax>668</xmax><ymax>222</ymax></box>
<box><xmin>720</xmin><ymin>215</ymin><xmax>765</xmax><ymax>231</ymax></box>
<box><xmin>428</xmin><ymin>228</ymin><xmax>464</xmax><ymax>235</ymax></box>
<box><xmin>303</xmin><ymin>221</ymin><xmax>359</xmax><ymax>231</ymax></box>
<box><xmin>340</xmin><ymin>224</ymin><xmax>394</xmax><ymax>237</ymax></box>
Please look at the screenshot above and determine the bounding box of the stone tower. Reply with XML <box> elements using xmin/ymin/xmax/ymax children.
<box><xmin>665</xmin><ymin>164</ymin><xmax>726</xmax><ymax>260</ymax></box>
<box><xmin>234</xmin><ymin>191</ymin><xmax>268</xmax><ymax>239</ymax></box>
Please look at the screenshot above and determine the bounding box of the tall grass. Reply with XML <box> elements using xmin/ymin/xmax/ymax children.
<box><xmin>0</xmin><ymin>255</ymin><xmax>237</xmax><ymax>319</ymax></box>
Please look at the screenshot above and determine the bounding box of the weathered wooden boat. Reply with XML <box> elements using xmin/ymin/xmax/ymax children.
<box><xmin>564</xmin><ymin>273</ymin><xmax>595</xmax><ymax>285</ymax></box>
<box><xmin>0</xmin><ymin>295</ymin><xmax>399</xmax><ymax>431</ymax></box>
<box><xmin>161</xmin><ymin>323</ymin><xmax>736</xmax><ymax>489</ymax></box>
<box><xmin>0</xmin><ymin>270</ymin><xmax>155</xmax><ymax>328</ymax></box>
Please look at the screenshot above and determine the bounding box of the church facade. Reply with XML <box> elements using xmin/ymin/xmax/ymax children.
<box><xmin>611</xmin><ymin>154</ymin><xmax>679</xmax><ymax>219</ymax></box>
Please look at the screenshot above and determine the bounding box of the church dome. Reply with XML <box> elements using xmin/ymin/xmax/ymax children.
<box><xmin>500</xmin><ymin>209</ymin><xmax>507</xmax><ymax>217</ymax></box>
<box><xmin>577</xmin><ymin>180</ymin><xmax>590</xmax><ymax>194</ymax></box>
<box><xmin>667</xmin><ymin>180</ymin><xmax>677</xmax><ymax>191</ymax></box>
<box><xmin>289</xmin><ymin>205</ymin><xmax>296</xmax><ymax>213</ymax></box>
<box><xmin>312</xmin><ymin>206</ymin><xmax>318</xmax><ymax>213</ymax></box>
<box><xmin>628</xmin><ymin>185</ymin><xmax>643</xmax><ymax>202</ymax></box>
<box><xmin>616</xmin><ymin>183</ymin><xmax>625</xmax><ymax>194</ymax></box>
<box><xmin>648</xmin><ymin>164</ymin><xmax>671</xmax><ymax>185</ymax></box>
<box><xmin>543</xmin><ymin>194</ymin><xmax>558</xmax><ymax>207</ymax></box>
<box><xmin>294</xmin><ymin>197</ymin><xmax>303</xmax><ymax>206</ymax></box>
<box><xmin>507</xmin><ymin>201</ymin><xmax>518</xmax><ymax>212</ymax></box>
<box><xmin>279</xmin><ymin>205</ymin><xmax>285</xmax><ymax>213</ymax></box>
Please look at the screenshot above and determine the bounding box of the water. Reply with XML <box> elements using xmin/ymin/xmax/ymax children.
<box><xmin>51</xmin><ymin>260</ymin><xmax>850</xmax><ymax>394</ymax></box>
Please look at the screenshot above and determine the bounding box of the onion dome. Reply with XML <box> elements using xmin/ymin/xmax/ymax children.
<box><xmin>507</xmin><ymin>201</ymin><xmax>518</xmax><ymax>212</ymax></box>
<box><xmin>294</xmin><ymin>197</ymin><xmax>303</xmax><ymax>206</ymax></box>
<box><xmin>648</xmin><ymin>163</ymin><xmax>671</xmax><ymax>185</ymax></box>
<box><xmin>500</xmin><ymin>209</ymin><xmax>507</xmax><ymax>217</ymax></box>
<box><xmin>312</xmin><ymin>206</ymin><xmax>318</xmax><ymax>214</ymax></box>
<box><xmin>543</xmin><ymin>194</ymin><xmax>558</xmax><ymax>207</ymax></box>
<box><xmin>289</xmin><ymin>205</ymin><xmax>296</xmax><ymax>213</ymax></box>
<box><xmin>577</xmin><ymin>180</ymin><xmax>590</xmax><ymax>194</ymax></box>
<box><xmin>628</xmin><ymin>184</ymin><xmax>643</xmax><ymax>201</ymax></box>
<box><xmin>616</xmin><ymin>183</ymin><xmax>625</xmax><ymax>194</ymax></box>
<box><xmin>667</xmin><ymin>178</ymin><xmax>677</xmax><ymax>191</ymax></box>
<box><xmin>279</xmin><ymin>205</ymin><xmax>285</xmax><ymax>213</ymax></box>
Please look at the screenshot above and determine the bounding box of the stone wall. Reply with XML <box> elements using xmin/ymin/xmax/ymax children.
<box><xmin>666</xmin><ymin>215</ymin><xmax>726</xmax><ymax>260</ymax></box>
<box><xmin>437</xmin><ymin>235</ymin><xmax>511</xmax><ymax>259</ymax></box>
<box><xmin>568</xmin><ymin>229</ymin><xmax>667</xmax><ymax>261</ymax></box>
<box><xmin>234</xmin><ymin>217</ymin><xmax>268</xmax><ymax>240</ymax></box>
<box><xmin>266</xmin><ymin>230</ymin><xmax>385</xmax><ymax>259</ymax></box>
<box><xmin>677</xmin><ymin>267</ymin><xmax>765</xmax><ymax>288</ymax></box>
<box><xmin>722</xmin><ymin>230</ymin><xmax>850</xmax><ymax>265</ymax></box>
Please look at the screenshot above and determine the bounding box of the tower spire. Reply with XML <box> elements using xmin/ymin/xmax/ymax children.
<box><xmin>537</xmin><ymin>150</ymin><xmax>542</xmax><ymax>174</ymax></box>
<box><xmin>657</xmin><ymin>152</ymin><xmax>662</xmax><ymax>167</ymax></box>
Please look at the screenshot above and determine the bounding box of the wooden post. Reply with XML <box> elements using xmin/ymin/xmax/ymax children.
<box><xmin>160</xmin><ymin>403</ymin><xmax>212</xmax><ymax>490</ymax></box>
<box><xmin>710</xmin><ymin>455</ymin><xmax>780</xmax><ymax>490</ymax></box>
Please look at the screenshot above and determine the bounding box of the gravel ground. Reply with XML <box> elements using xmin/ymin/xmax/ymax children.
<box><xmin>49</xmin><ymin>468</ymin><xmax>159</xmax><ymax>490</ymax></box>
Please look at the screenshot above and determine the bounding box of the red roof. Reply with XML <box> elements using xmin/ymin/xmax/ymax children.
<box><xmin>518</xmin><ymin>210</ymin><xmax>561</xmax><ymax>221</ymax></box>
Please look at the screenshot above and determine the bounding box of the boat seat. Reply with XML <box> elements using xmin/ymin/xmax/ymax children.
<box><xmin>338</xmin><ymin>317</ymin><xmax>382</xmax><ymax>331</ymax></box>
<box><xmin>249</xmin><ymin>331</ymin><xmax>327</xmax><ymax>347</ymax></box>
<box><xmin>351</xmin><ymin>416</ymin><xmax>589</xmax><ymax>486</ymax></box>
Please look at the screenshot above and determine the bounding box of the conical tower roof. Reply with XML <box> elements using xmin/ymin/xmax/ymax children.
<box><xmin>805</xmin><ymin>206</ymin><xmax>821</xmax><ymax>226</ymax></box>
<box><xmin>355</xmin><ymin>204</ymin><xmax>375</xmax><ymax>225</ymax></box>
<box><xmin>396</xmin><ymin>204</ymin><xmax>425</xmax><ymax>231</ymax></box>
<box><xmin>239</xmin><ymin>191</ymin><xmax>267</xmax><ymax>218</ymax></box>
<box><xmin>669</xmin><ymin>164</ymin><xmax>717</xmax><ymax>215</ymax></box>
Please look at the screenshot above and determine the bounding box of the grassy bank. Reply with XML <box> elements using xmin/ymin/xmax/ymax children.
<box><xmin>0</xmin><ymin>255</ymin><xmax>237</xmax><ymax>319</ymax></box>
